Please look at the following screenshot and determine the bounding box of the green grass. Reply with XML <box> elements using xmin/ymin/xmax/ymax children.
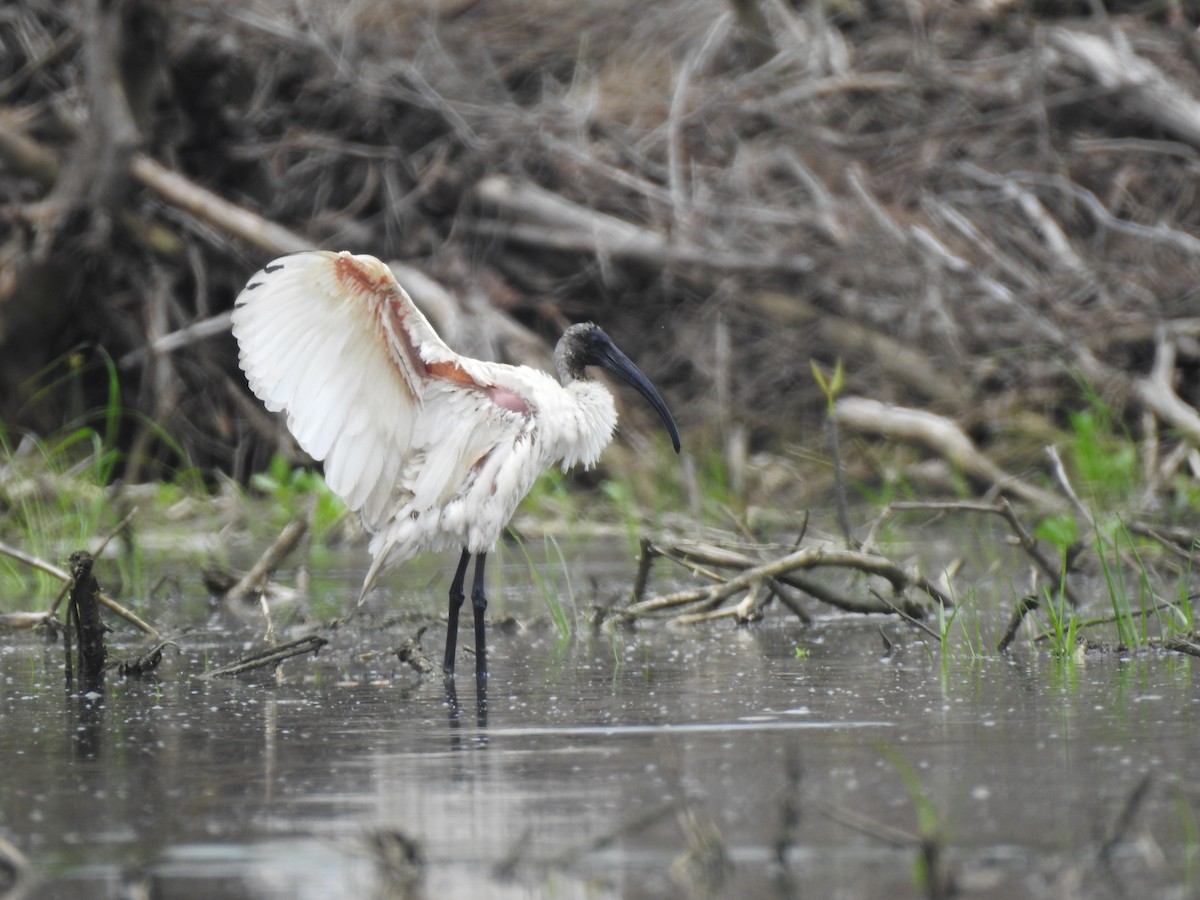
<box><xmin>1039</xmin><ymin>555</ymin><xmax>1079</xmax><ymax>664</ymax></box>
<box><xmin>1065</xmin><ymin>384</ymin><xmax>1137</xmax><ymax>508</ymax></box>
<box><xmin>0</xmin><ymin>350</ymin><xmax>205</xmax><ymax>605</ymax></box>
<box><xmin>508</xmin><ymin>530</ymin><xmax>575</xmax><ymax>640</ymax></box>
<box><xmin>249</xmin><ymin>452</ymin><xmax>346</xmax><ymax>538</ymax></box>
<box><xmin>880</xmin><ymin>749</ymin><xmax>948</xmax><ymax>896</ymax></box>
<box><xmin>936</xmin><ymin>584</ymin><xmax>982</xmax><ymax>662</ymax></box>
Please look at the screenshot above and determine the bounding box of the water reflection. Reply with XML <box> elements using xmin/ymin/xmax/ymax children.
<box><xmin>1</xmin><ymin>598</ymin><xmax>1198</xmax><ymax>898</ymax></box>
<box><xmin>444</xmin><ymin>674</ymin><xmax>488</xmax><ymax>747</ymax></box>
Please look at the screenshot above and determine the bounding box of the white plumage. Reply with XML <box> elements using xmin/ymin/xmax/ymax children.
<box><xmin>232</xmin><ymin>250</ymin><xmax>679</xmax><ymax>677</ymax></box>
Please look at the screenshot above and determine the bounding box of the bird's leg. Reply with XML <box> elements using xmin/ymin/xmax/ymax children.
<box><xmin>443</xmin><ymin>549</ymin><xmax>471</xmax><ymax>676</ymax></box>
<box><xmin>471</xmin><ymin>553</ymin><xmax>488</xmax><ymax>680</ymax></box>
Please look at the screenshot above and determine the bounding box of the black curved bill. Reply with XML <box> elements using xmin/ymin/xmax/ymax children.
<box><xmin>589</xmin><ymin>333</ymin><xmax>681</xmax><ymax>453</ymax></box>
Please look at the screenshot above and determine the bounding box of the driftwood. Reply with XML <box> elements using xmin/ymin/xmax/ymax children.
<box><xmin>115</xmin><ymin>640</ymin><xmax>178</xmax><ymax>676</ymax></box>
<box><xmin>0</xmin><ymin>538</ymin><xmax>159</xmax><ymax>638</ymax></box>
<box><xmin>474</xmin><ymin>174</ymin><xmax>814</xmax><ymax>277</ymax></box>
<box><xmin>219</xmin><ymin>515</ymin><xmax>309</xmax><ymax>606</ymax></box>
<box><xmin>832</xmin><ymin>398</ymin><xmax>1066</xmax><ymax>513</ymax></box>
<box><xmin>66</xmin><ymin>551</ymin><xmax>107</xmax><ymax>680</ymax></box>
<box><xmin>1046</xmin><ymin>28</ymin><xmax>1200</xmax><ymax>150</ymax></box>
<box><xmin>198</xmin><ymin>634</ymin><xmax>329</xmax><ymax>679</ymax></box>
<box><xmin>3</xmin><ymin>5</ymin><xmax>1200</xmax><ymax>519</ymax></box>
<box><xmin>625</xmin><ymin>537</ymin><xmax>950</xmax><ymax>626</ymax></box>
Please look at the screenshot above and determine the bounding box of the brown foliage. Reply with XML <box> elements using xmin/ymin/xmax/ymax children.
<box><xmin>2</xmin><ymin>0</ymin><xmax>1200</xmax><ymax>486</ymax></box>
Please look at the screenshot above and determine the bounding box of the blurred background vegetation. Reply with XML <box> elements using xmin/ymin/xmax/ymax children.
<box><xmin>2</xmin><ymin>0</ymin><xmax>1200</xmax><ymax>519</ymax></box>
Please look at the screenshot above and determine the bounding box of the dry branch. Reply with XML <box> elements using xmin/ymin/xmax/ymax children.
<box><xmin>1133</xmin><ymin>334</ymin><xmax>1200</xmax><ymax>446</ymax></box>
<box><xmin>652</xmin><ymin>539</ymin><xmax>917</xmax><ymax>615</ymax></box>
<box><xmin>834</xmin><ymin>398</ymin><xmax>1065</xmax><ymax>513</ymax></box>
<box><xmin>198</xmin><ymin>634</ymin><xmax>329</xmax><ymax>679</ymax></box>
<box><xmin>1047</xmin><ymin>28</ymin><xmax>1200</xmax><ymax>150</ymax></box>
<box><xmin>0</xmin><ymin>538</ymin><xmax>159</xmax><ymax>637</ymax></box>
<box><xmin>473</xmin><ymin>175</ymin><xmax>813</xmax><ymax>276</ymax></box>
<box><xmin>220</xmin><ymin>515</ymin><xmax>310</xmax><ymax>606</ymax></box>
<box><xmin>626</xmin><ymin>541</ymin><xmax>949</xmax><ymax>621</ymax></box>
<box><xmin>883</xmin><ymin>499</ymin><xmax>1082</xmax><ymax>608</ymax></box>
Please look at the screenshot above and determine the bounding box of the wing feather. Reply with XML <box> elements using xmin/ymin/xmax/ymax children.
<box><xmin>232</xmin><ymin>251</ymin><xmax>459</xmax><ymax>529</ymax></box>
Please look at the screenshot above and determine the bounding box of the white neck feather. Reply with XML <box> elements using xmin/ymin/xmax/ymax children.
<box><xmin>549</xmin><ymin>381</ymin><xmax>618</xmax><ymax>470</ymax></box>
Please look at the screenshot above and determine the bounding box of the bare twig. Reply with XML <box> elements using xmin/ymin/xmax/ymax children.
<box><xmin>833</xmin><ymin>398</ymin><xmax>1065</xmax><ymax>513</ymax></box>
<box><xmin>627</xmin><ymin>543</ymin><xmax>948</xmax><ymax>619</ymax></box>
<box><xmin>91</xmin><ymin>505</ymin><xmax>138</xmax><ymax>559</ymax></box>
<box><xmin>473</xmin><ymin>175</ymin><xmax>813</xmax><ymax>276</ymax></box>
<box><xmin>0</xmin><ymin>539</ymin><xmax>69</xmax><ymax>581</ymax></box>
<box><xmin>1047</xmin><ymin>28</ymin><xmax>1200</xmax><ymax>150</ymax></box>
<box><xmin>220</xmin><ymin>515</ymin><xmax>310</xmax><ymax>606</ymax></box>
<box><xmin>997</xmin><ymin>595</ymin><xmax>1040</xmax><ymax>652</ymax></box>
<box><xmin>886</xmin><ymin>499</ymin><xmax>1081</xmax><ymax>607</ymax></box>
<box><xmin>198</xmin><ymin>634</ymin><xmax>329</xmax><ymax>679</ymax></box>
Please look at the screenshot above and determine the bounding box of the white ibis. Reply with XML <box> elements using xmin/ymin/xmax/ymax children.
<box><xmin>232</xmin><ymin>251</ymin><xmax>680</xmax><ymax>679</ymax></box>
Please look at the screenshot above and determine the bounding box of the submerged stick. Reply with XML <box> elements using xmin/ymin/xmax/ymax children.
<box><xmin>997</xmin><ymin>595</ymin><xmax>1040</xmax><ymax>653</ymax></box>
<box><xmin>627</xmin><ymin>544</ymin><xmax>948</xmax><ymax>618</ymax></box>
<box><xmin>0</xmin><ymin>537</ymin><xmax>159</xmax><ymax>637</ymax></box>
<box><xmin>884</xmin><ymin>500</ymin><xmax>1082</xmax><ymax>607</ymax></box>
<box><xmin>67</xmin><ymin>551</ymin><xmax>107</xmax><ymax>680</ymax></box>
<box><xmin>630</xmin><ymin>537</ymin><xmax>657</xmax><ymax>605</ymax></box>
<box><xmin>116</xmin><ymin>640</ymin><xmax>180</xmax><ymax>676</ymax></box>
<box><xmin>1097</xmin><ymin>773</ymin><xmax>1155</xmax><ymax>864</ymax></box>
<box><xmin>645</xmin><ymin>539</ymin><xmax>938</xmax><ymax>616</ymax></box>
<box><xmin>198</xmin><ymin>634</ymin><xmax>328</xmax><ymax>679</ymax></box>
<box><xmin>220</xmin><ymin>515</ymin><xmax>309</xmax><ymax>606</ymax></box>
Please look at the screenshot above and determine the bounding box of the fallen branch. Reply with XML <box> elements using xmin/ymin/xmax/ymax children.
<box><xmin>220</xmin><ymin>514</ymin><xmax>310</xmax><ymax>606</ymax></box>
<box><xmin>997</xmin><ymin>595</ymin><xmax>1040</xmax><ymax>652</ymax></box>
<box><xmin>198</xmin><ymin>634</ymin><xmax>329</xmax><ymax>679</ymax></box>
<box><xmin>651</xmin><ymin>539</ymin><xmax>930</xmax><ymax>616</ymax></box>
<box><xmin>1047</xmin><ymin>28</ymin><xmax>1200</xmax><ymax>151</ymax></box>
<box><xmin>626</xmin><ymin>542</ymin><xmax>949</xmax><ymax>620</ymax></box>
<box><xmin>473</xmin><ymin>174</ymin><xmax>813</xmax><ymax>276</ymax></box>
<box><xmin>1133</xmin><ymin>333</ymin><xmax>1200</xmax><ymax>446</ymax></box>
<box><xmin>833</xmin><ymin>397</ymin><xmax>1065</xmax><ymax>513</ymax></box>
<box><xmin>0</xmin><ymin>610</ymin><xmax>58</xmax><ymax>631</ymax></box>
<box><xmin>0</xmin><ymin>538</ymin><xmax>159</xmax><ymax>637</ymax></box>
<box><xmin>882</xmin><ymin>499</ymin><xmax>1081</xmax><ymax>607</ymax></box>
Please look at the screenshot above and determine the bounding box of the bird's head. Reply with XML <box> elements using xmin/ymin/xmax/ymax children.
<box><xmin>554</xmin><ymin>323</ymin><xmax>681</xmax><ymax>453</ymax></box>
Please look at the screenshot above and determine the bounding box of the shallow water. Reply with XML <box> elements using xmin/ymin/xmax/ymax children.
<box><xmin>1</xmin><ymin>545</ymin><xmax>1198</xmax><ymax>899</ymax></box>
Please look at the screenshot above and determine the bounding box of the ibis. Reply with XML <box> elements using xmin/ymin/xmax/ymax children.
<box><xmin>232</xmin><ymin>251</ymin><xmax>680</xmax><ymax>679</ymax></box>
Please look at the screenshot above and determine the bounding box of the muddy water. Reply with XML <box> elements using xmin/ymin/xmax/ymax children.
<box><xmin>1</xmin><ymin>545</ymin><xmax>1198</xmax><ymax>899</ymax></box>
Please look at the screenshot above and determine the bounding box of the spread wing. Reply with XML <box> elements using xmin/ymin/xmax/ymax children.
<box><xmin>232</xmin><ymin>250</ymin><xmax>505</xmax><ymax>529</ymax></box>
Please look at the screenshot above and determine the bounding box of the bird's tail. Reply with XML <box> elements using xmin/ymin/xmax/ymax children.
<box><xmin>358</xmin><ymin>540</ymin><xmax>394</xmax><ymax>605</ymax></box>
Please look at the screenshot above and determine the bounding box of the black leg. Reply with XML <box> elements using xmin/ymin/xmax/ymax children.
<box><xmin>443</xmin><ymin>549</ymin><xmax>471</xmax><ymax>676</ymax></box>
<box><xmin>471</xmin><ymin>553</ymin><xmax>488</xmax><ymax>680</ymax></box>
